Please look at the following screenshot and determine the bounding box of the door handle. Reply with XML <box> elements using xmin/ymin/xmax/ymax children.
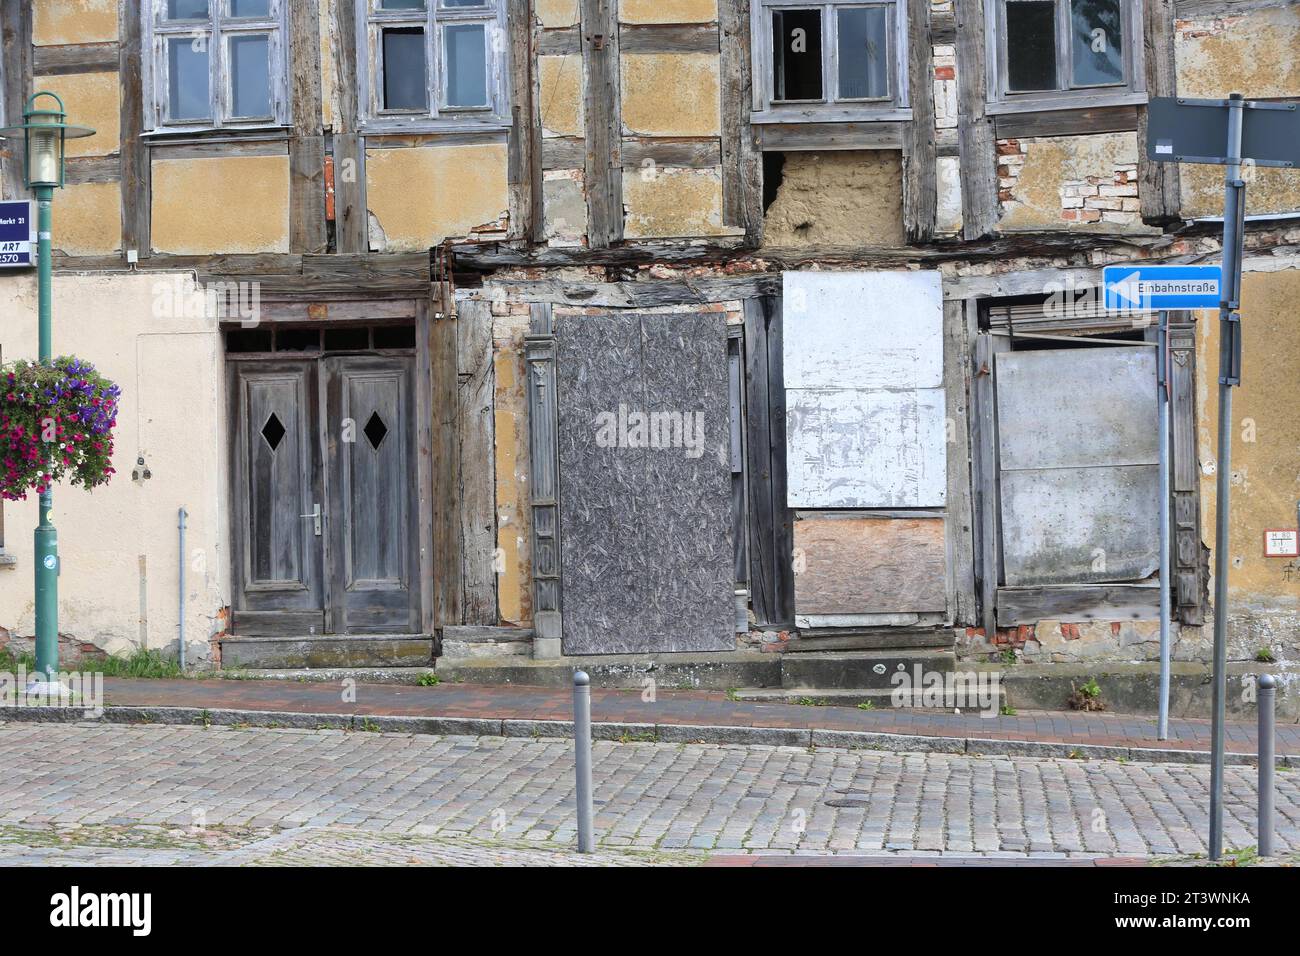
<box><xmin>300</xmin><ymin>504</ymin><xmax>322</xmax><ymax>536</ymax></box>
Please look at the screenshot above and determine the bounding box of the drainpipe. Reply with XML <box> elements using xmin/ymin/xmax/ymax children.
<box><xmin>178</xmin><ymin>507</ymin><xmax>187</xmax><ymax>670</ymax></box>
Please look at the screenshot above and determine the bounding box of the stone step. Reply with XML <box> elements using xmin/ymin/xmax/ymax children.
<box><xmin>216</xmin><ymin>666</ymin><xmax>439</xmax><ymax>685</ymax></box>
<box><xmin>220</xmin><ymin>635</ymin><xmax>434</xmax><ymax>670</ymax></box>
<box><xmin>781</xmin><ymin>628</ymin><xmax>956</xmax><ymax>652</ymax></box>
<box><xmin>780</xmin><ymin>649</ymin><xmax>957</xmax><ymax>691</ymax></box>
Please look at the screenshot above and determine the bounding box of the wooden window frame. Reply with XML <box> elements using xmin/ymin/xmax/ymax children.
<box><xmin>750</xmin><ymin>0</ymin><xmax>912</xmax><ymax>125</ymax></box>
<box><xmin>969</xmin><ymin>297</ymin><xmax>1203</xmax><ymax>632</ymax></box>
<box><xmin>983</xmin><ymin>0</ymin><xmax>1146</xmax><ymax>115</ymax></box>
<box><xmin>358</xmin><ymin>0</ymin><xmax>510</xmax><ymax>133</ymax></box>
<box><xmin>143</xmin><ymin>0</ymin><xmax>290</xmax><ymax>133</ymax></box>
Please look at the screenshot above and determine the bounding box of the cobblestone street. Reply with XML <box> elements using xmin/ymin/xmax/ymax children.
<box><xmin>1</xmin><ymin>723</ymin><xmax>1295</xmax><ymax>865</ymax></box>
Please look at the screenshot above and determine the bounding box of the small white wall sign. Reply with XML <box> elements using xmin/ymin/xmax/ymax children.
<box><xmin>1263</xmin><ymin>529</ymin><xmax>1299</xmax><ymax>558</ymax></box>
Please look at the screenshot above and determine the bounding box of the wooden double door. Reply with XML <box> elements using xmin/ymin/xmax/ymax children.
<box><xmin>229</xmin><ymin>354</ymin><xmax>420</xmax><ymax>636</ymax></box>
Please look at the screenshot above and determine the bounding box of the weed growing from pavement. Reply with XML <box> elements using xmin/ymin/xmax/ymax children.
<box><xmin>0</xmin><ymin>646</ymin><xmax>184</xmax><ymax>678</ymax></box>
<box><xmin>417</xmin><ymin>672</ymin><xmax>440</xmax><ymax>686</ymax></box>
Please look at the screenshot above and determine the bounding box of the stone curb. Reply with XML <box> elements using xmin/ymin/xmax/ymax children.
<box><xmin>0</xmin><ymin>704</ymin><xmax>1293</xmax><ymax>766</ymax></box>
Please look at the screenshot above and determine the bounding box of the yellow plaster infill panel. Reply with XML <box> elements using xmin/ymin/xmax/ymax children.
<box><xmin>1196</xmin><ymin>268</ymin><xmax>1300</xmax><ymax>605</ymax></box>
<box><xmin>536</xmin><ymin>0</ymin><xmax>580</xmax><ymax>28</ymax></box>
<box><xmin>151</xmin><ymin>155</ymin><xmax>291</xmax><ymax>255</ymax></box>
<box><xmin>539</xmin><ymin>55</ymin><xmax>584</xmax><ymax>137</ymax></box>
<box><xmin>763</xmin><ymin>150</ymin><xmax>905</xmax><ymax>247</ymax></box>
<box><xmin>1176</xmin><ymin>8</ymin><xmax>1300</xmax><ymax>99</ymax></box>
<box><xmin>36</xmin><ymin>72</ymin><xmax>120</xmax><ymax>158</ymax></box>
<box><xmin>365</xmin><ymin>143</ymin><xmax>508</xmax><ymax>251</ymax></box>
<box><xmin>623</xmin><ymin>166</ymin><xmax>733</xmax><ymax>239</ymax></box>
<box><xmin>1180</xmin><ymin>163</ymin><xmax>1300</xmax><ymax>219</ymax></box>
<box><xmin>53</xmin><ymin>181</ymin><xmax>121</xmax><ymax>256</ymax></box>
<box><xmin>621</xmin><ymin>54</ymin><xmax>721</xmax><ymax>137</ymax></box>
<box><xmin>34</xmin><ymin>0</ymin><xmax>118</xmax><ymax>45</ymax></box>
<box><xmin>493</xmin><ymin>344</ymin><xmax>531</xmax><ymax>625</ymax></box>
<box><xmin>621</xmin><ymin>0</ymin><xmax>718</xmax><ymax>23</ymax></box>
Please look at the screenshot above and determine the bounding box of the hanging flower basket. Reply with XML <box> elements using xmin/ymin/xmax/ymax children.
<box><xmin>0</xmin><ymin>356</ymin><xmax>120</xmax><ymax>501</ymax></box>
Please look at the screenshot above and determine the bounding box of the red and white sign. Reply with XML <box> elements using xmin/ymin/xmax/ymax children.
<box><xmin>1263</xmin><ymin>529</ymin><xmax>1299</xmax><ymax>558</ymax></box>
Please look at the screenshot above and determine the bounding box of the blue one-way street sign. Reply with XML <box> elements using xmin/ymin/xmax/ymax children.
<box><xmin>1103</xmin><ymin>264</ymin><xmax>1223</xmax><ymax>310</ymax></box>
<box><xmin>0</xmin><ymin>199</ymin><xmax>35</xmax><ymax>269</ymax></box>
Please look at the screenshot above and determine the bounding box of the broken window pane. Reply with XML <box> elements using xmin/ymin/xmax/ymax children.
<box><xmin>229</xmin><ymin>34</ymin><xmax>271</xmax><ymax>117</ymax></box>
<box><xmin>166</xmin><ymin>0</ymin><xmax>209</xmax><ymax>19</ymax></box>
<box><xmin>1005</xmin><ymin>0</ymin><xmax>1058</xmax><ymax>92</ymax></box>
<box><xmin>382</xmin><ymin>28</ymin><xmax>427</xmax><ymax>110</ymax></box>
<box><xmin>444</xmin><ymin>23</ymin><xmax>488</xmax><ymax>107</ymax></box>
<box><xmin>837</xmin><ymin>6</ymin><xmax>890</xmax><ymax>100</ymax></box>
<box><xmin>1070</xmin><ymin>0</ymin><xmax>1123</xmax><ymax>87</ymax></box>
<box><xmin>167</xmin><ymin>37</ymin><xmax>210</xmax><ymax>120</ymax></box>
<box><xmin>772</xmin><ymin>8</ymin><xmax>823</xmax><ymax>101</ymax></box>
<box><xmin>229</xmin><ymin>0</ymin><xmax>270</xmax><ymax>16</ymax></box>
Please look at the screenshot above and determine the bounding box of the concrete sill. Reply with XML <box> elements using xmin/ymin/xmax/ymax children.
<box><xmin>0</xmin><ymin>552</ymin><xmax>17</xmax><ymax>569</ymax></box>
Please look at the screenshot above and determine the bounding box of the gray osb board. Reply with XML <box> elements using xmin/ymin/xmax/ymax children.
<box><xmin>794</xmin><ymin>515</ymin><xmax>947</xmax><ymax>615</ymax></box>
<box><xmin>995</xmin><ymin>347</ymin><xmax>1159</xmax><ymax>586</ymax></box>
<box><xmin>555</xmin><ymin>313</ymin><xmax>734</xmax><ymax>655</ymax></box>
<box><xmin>786</xmin><ymin>387</ymin><xmax>947</xmax><ymax>508</ymax></box>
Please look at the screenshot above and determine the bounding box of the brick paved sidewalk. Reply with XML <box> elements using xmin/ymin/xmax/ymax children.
<box><xmin>74</xmin><ymin>677</ymin><xmax>1298</xmax><ymax>758</ymax></box>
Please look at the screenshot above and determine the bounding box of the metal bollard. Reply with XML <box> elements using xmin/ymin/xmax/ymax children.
<box><xmin>1258</xmin><ymin>674</ymin><xmax>1275</xmax><ymax>857</ymax></box>
<box><xmin>573</xmin><ymin>670</ymin><xmax>594</xmax><ymax>853</ymax></box>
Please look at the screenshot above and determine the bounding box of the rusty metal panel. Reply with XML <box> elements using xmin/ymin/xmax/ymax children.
<box><xmin>786</xmin><ymin>387</ymin><xmax>947</xmax><ymax>508</ymax></box>
<box><xmin>555</xmin><ymin>312</ymin><xmax>734</xmax><ymax>654</ymax></box>
<box><xmin>995</xmin><ymin>346</ymin><xmax>1159</xmax><ymax>586</ymax></box>
<box><xmin>794</xmin><ymin>515</ymin><xmax>947</xmax><ymax>615</ymax></box>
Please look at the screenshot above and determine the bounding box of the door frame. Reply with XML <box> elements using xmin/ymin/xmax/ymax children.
<box><xmin>222</xmin><ymin>297</ymin><xmax>436</xmax><ymax>638</ymax></box>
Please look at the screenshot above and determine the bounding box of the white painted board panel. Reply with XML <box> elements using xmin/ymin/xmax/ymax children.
<box><xmin>782</xmin><ymin>271</ymin><xmax>944</xmax><ymax>389</ymax></box>
<box><xmin>786</xmin><ymin>387</ymin><xmax>948</xmax><ymax>508</ymax></box>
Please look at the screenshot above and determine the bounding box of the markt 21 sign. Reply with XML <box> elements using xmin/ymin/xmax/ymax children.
<box><xmin>0</xmin><ymin>200</ymin><xmax>35</xmax><ymax>268</ymax></box>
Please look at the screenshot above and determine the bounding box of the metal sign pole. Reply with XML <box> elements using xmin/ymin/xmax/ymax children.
<box><xmin>1208</xmin><ymin>92</ymin><xmax>1247</xmax><ymax>861</ymax></box>
<box><xmin>1157</xmin><ymin>311</ymin><xmax>1172</xmax><ymax>741</ymax></box>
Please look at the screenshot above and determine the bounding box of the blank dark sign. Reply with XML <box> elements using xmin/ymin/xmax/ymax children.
<box><xmin>1146</xmin><ymin>96</ymin><xmax>1300</xmax><ymax>168</ymax></box>
<box><xmin>556</xmin><ymin>313</ymin><xmax>735</xmax><ymax>655</ymax></box>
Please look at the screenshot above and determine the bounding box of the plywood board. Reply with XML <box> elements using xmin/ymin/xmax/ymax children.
<box><xmin>794</xmin><ymin>515</ymin><xmax>947</xmax><ymax>615</ymax></box>
<box><xmin>786</xmin><ymin>387</ymin><xmax>947</xmax><ymax>508</ymax></box>
<box><xmin>556</xmin><ymin>313</ymin><xmax>734</xmax><ymax>654</ymax></box>
<box><xmin>781</xmin><ymin>271</ymin><xmax>943</xmax><ymax>389</ymax></box>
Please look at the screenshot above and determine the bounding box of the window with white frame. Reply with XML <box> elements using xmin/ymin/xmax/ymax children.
<box><xmin>987</xmin><ymin>0</ymin><xmax>1145</xmax><ymax>109</ymax></box>
<box><xmin>361</xmin><ymin>0</ymin><xmax>509</xmax><ymax>129</ymax></box>
<box><xmin>145</xmin><ymin>0</ymin><xmax>288</xmax><ymax>131</ymax></box>
<box><xmin>751</xmin><ymin>0</ymin><xmax>909</xmax><ymax>121</ymax></box>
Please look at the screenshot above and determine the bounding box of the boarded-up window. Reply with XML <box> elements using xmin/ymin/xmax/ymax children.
<box><xmin>555</xmin><ymin>313</ymin><xmax>735</xmax><ymax>655</ymax></box>
<box><xmin>782</xmin><ymin>271</ymin><xmax>946</xmax><ymax>508</ymax></box>
<box><xmin>995</xmin><ymin>345</ymin><xmax>1158</xmax><ymax>585</ymax></box>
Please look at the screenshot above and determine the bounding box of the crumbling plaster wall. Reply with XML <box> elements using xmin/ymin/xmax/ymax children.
<box><xmin>998</xmin><ymin>133</ymin><xmax>1153</xmax><ymax>233</ymax></box>
<box><xmin>763</xmin><ymin>151</ymin><xmax>906</xmax><ymax>247</ymax></box>
<box><xmin>1176</xmin><ymin>6</ymin><xmax>1300</xmax><ymax>217</ymax></box>
<box><xmin>1196</xmin><ymin>267</ymin><xmax>1300</xmax><ymax>663</ymax></box>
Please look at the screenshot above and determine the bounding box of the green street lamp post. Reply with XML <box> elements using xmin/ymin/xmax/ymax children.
<box><xmin>0</xmin><ymin>93</ymin><xmax>95</xmax><ymax>693</ymax></box>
